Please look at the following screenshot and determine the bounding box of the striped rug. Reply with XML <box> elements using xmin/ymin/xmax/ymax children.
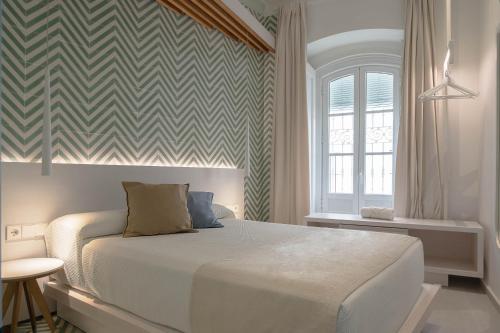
<box><xmin>14</xmin><ymin>316</ymin><xmax>84</xmax><ymax>333</ymax></box>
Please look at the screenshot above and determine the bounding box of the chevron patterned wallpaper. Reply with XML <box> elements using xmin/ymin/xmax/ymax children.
<box><xmin>0</xmin><ymin>0</ymin><xmax>276</xmax><ymax>221</ymax></box>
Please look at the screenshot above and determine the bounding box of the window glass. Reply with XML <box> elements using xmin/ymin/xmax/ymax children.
<box><xmin>329</xmin><ymin>115</ymin><xmax>354</xmax><ymax>154</ymax></box>
<box><xmin>328</xmin><ymin>74</ymin><xmax>355</xmax><ymax>194</ymax></box>
<box><xmin>364</xmin><ymin>72</ymin><xmax>394</xmax><ymax>195</ymax></box>
<box><xmin>365</xmin><ymin>112</ymin><xmax>393</xmax><ymax>153</ymax></box>
<box><xmin>365</xmin><ymin>154</ymin><xmax>393</xmax><ymax>195</ymax></box>
<box><xmin>366</xmin><ymin>72</ymin><xmax>393</xmax><ymax>111</ymax></box>
<box><xmin>329</xmin><ymin>155</ymin><xmax>354</xmax><ymax>193</ymax></box>
<box><xmin>329</xmin><ymin>75</ymin><xmax>354</xmax><ymax>114</ymax></box>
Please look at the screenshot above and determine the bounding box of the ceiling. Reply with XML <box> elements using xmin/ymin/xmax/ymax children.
<box><xmin>307</xmin><ymin>29</ymin><xmax>404</xmax><ymax>57</ymax></box>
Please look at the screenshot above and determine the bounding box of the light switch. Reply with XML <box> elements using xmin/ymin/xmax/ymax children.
<box><xmin>6</xmin><ymin>225</ymin><xmax>22</xmax><ymax>241</ymax></box>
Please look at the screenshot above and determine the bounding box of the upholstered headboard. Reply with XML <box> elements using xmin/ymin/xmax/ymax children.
<box><xmin>1</xmin><ymin>162</ymin><xmax>245</xmax><ymax>261</ymax></box>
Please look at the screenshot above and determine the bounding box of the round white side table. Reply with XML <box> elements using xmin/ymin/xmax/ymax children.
<box><xmin>2</xmin><ymin>258</ymin><xmax>64</xmax><ymax>333</ymax></box>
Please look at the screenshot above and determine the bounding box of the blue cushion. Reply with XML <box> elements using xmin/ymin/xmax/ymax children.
<box><xmin>187</xmin><ymin>192</ymin><xmax>224</xmax><ymax>229</ymax></box>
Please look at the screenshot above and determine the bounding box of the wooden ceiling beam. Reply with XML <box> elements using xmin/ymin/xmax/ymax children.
<box><xmin>191</xmin><ymin>0</ymin><xmax>263</xmax><ymax>51</ymax></box>
<box><xmin>212</xmin><ymin>0</ymin><xmax>273</xmax><ymax>52</ymax></box>
<box><xmin>161</xmin><ymin>0</ymin><xmax>214</xmax><ymax>29</ymax></box>
<box><xmin>189</xmin><ymin>0</ymin><xmax>246</xmax><ymax>45</ymax></box>
<box><xmin>156</xmin><ymin>0</ymin><xmax>274</xmax><ymax>53</ymax></box>
<box><xmin>157</xmin><ymin>0</ymin><xmax>182</xmax><ymax>15</ymax></box>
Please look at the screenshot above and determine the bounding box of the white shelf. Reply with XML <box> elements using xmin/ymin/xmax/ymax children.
<box><xmin>305</xmin><ymin>213</ymin><xmax>485</xmax><ymax>284</ymax></box>
<box><xmin>424</xmin><ymin>256</ymin><xmax>479</xmax><ymax>277</ymax></box>
<box><xmin>305</xmin><ymin>213</ymin><xmax>483</xmax><ymax>233</ymax></box>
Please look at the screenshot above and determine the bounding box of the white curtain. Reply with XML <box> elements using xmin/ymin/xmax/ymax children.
<box><xmin>395</xmin><ymin>0</ymin><xmax>444</xmax><ymax>219</ymax></box>
<box><xmin>270</xmin><ymin>2</ymin><xmax>309</xmax><ymax>225</ymax></box>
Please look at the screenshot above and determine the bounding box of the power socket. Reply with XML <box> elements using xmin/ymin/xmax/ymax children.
<box><xmin>228</xmin><ymin>204</ymin><xmax>241</xmax><ymax>218</ymax></box>
<box><xmin>6</xmin><ymin>225</ymin><xmax>22</xmax><ymax>241</ymax></box>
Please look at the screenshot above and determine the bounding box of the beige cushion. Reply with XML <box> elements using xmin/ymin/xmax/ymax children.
<box><xmin>122</xmin><ymin>182</ymin><xmax>195</xmax><ymax>237</ymax></box>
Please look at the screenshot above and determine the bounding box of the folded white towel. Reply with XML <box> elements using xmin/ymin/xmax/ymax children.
<box><xmin>360</xmin><ymin>207</ymin><xmax>394</xmax><ymax>220</ymax></box>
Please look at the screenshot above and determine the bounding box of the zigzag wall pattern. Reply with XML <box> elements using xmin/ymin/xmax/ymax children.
<box><xmin>0</xmin><ymin>0</ymin><xmax>276</xmax><ymax>221</ymax></box>
<box><xmin>244</xmin><ymin>8</ymin><xmax>276</xmax><ymax>221</ymax></box>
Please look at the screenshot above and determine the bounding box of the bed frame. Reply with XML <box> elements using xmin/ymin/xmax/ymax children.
<box><xmin>44</xmin><ymin>280</ymin><xmax>440</xmax><ymax>333</ymax></box>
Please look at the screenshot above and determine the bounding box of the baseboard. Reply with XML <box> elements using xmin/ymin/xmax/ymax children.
<box><xmin>482</xmin><ymin>281</ymin><xmax>500</xmax><ymax>312</ymax></box>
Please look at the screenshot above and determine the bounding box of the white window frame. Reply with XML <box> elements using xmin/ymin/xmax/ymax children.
<box><xmin>359</xmin><ymin>65</ymin><xmax>400</xmax><ymax>208</ymax></box>
<box><xmin>321</xmin><ymin>68</ymin><xmax>360</xmax><ymax>213</ymax></box>
<box><xmin>313</xmin><ymin>54</ymin><xmax>401</xmax><ymax>214</ymax></box>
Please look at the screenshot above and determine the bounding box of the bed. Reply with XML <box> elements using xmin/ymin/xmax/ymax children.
<box><xmin>44</xmin><ymin>209</ymin><xmax>439</xmax><ymax>333</ymax></box>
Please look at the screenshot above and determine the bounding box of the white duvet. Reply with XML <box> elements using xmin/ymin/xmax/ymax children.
<box><xmin>46</xmin><ymin>211</ymin><xmax>424</xmax><ymax>333</ymax></box>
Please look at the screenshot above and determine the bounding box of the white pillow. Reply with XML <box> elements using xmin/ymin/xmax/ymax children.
<box><xmin>44</xmin><ymin>209</ymin><xmax>127</xmax><ymax>289</ymax></box>
<box><xmin>212</xmin><ymin>204</ymin><xmax>236</xmax><ymax>219</ymax></box>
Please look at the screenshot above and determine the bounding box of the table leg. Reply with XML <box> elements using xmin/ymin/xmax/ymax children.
<box><xmin>27</xmin><ymin>279</ymin><xmax>56</xmax><ymax>332</ymax></box>
<box><xmin>11</xmin><ymin>282</ymin><xmax>22</xmax><ymax>333</ymax></box>
<box><xmin>23</xmin><ymin>281</ymin><xmax>37</xmax><ymax>333</ymax></box>
<box><xmin>2</xmin><ymin>282</ymin><xmax>15</xmax><ymax>318</ymax></box>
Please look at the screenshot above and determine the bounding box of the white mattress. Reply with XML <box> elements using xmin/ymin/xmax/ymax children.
<box><xmin>75</xmin><ymin>219</ymin><xmax>423</xmax><ymax>333</ymax></box>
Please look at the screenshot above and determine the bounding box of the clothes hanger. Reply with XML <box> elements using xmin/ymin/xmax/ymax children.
<box><xmin>418</xmin><ymin>72</ymin><xmax>478</xmax><ymax>101</ymax></box>
<box><xmin>418</xmin><ymin>45</ymin><xmax>479</xmax><ymax>102</ymax></box>
<box><xmin>419</xmin><ymin>1</ymin><xmax>478</xmax><ymax>102</ymax></box>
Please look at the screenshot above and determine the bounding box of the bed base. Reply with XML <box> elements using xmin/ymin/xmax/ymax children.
<box><xmin>398</xmin><ymin>283</ymin><xmax>440</xmax><ymax>333</ymax></box>
<box><xmin>44</xmin><ymin>281</ymin><xmax>440</xmax><ymax>333</ymax></box>
<box><xmin>44</xmin><ymin>281</ymin><xmax>179</xmax><ymax>333</ymax></box>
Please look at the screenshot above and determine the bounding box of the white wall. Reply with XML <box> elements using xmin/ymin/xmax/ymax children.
<box><xmin>441</xmin><ymin>0</ymin><xmax>500</xmax><ymax>304</ymax></box>
<box><xmin>478</xmin><ymin>0</ymin><xmax>500</xmax><ymax>305</ymax></box>
<box><xmin>306</xmin><ymin>0</ymin><xmax>404</xmax><ymax>43</ymax></box>
<box><xmin>442</xmin><ymin>0</ymin><xmax>483</xmax><ymax>221</ymax></box>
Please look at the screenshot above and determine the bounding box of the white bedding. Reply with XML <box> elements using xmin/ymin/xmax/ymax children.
<box><xmin>80</xmin><ymin>221</ymin><xmax>423</xmax><ymax>333</ymax></box>
<box><xmin>46</xmin><ymin>213</ymin><xmax>424</xmax><ymax>333</ymax></box>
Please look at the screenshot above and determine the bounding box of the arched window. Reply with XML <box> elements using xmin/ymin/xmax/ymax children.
<box><xmin>313</xmin><ymin>54</ymin><xmax>401</xmax><ymax>214</ymax></box>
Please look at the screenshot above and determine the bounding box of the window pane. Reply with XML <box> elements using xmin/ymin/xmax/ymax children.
<box><xmin>365</xmin><ymin>112</ymin><xmax>393</xmax><ymax>153</ymax></box>
<box><xmin>366</xmin><ymin>72</ymin><xmax>393</xmax><ymax>111</ymax></box>
<box><xmin>365</xmin><ymin>154</ymin><xmax>393</xmax><ymax>195</ymax></box>
<box><xmin>329</xmin><ymin>75</ymin><xmax>354</xmax><ymax>114</ymax></box>
<box><xmin>329</xmin><ymin>114</ymin><xmax>353</xmax><ymax>154</ymax></box>
<box><xmin>329</xmin><ymin>155</ymin><xmax>353</xmax><ymax>194</ymax></box>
